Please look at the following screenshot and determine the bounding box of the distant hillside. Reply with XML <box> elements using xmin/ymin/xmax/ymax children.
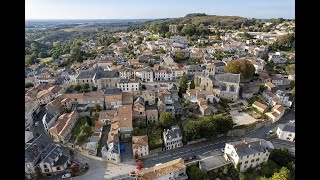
<box><xmin>131</xmin><ymin>13</ymin><xmax>254</xmax><ymax>35</ymax></box>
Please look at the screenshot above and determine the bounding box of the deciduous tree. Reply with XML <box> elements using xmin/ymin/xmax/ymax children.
<box><xmin>179</xmin><ymin>72</ymin><xmax>188</xmax><ymax>94</ymax></box>
<box><xmin>159</xmin><ymin>112</ymin><xmax>175</xmax><ymax>129</ymax></box>
<box><xmin>226</xmin><ymin>59</ymin><xmax>255</xmax><ymax>79</ymax></box>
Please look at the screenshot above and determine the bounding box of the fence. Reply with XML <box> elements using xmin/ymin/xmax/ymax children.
<box><xmin>149</xmin><ymin>147</ymin><xmax>163</xmax><ymax>155</ymax></box>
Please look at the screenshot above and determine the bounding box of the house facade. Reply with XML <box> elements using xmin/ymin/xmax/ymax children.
<box><xmin>265</xmin><ymin>105</ymin><xmax>286</xmax><ymax>123</ymax></box>
<box><xmin>163</xmin><ymin>125</ymin><xmax>183</xmax><ymax>150</ymax></box>
<box><xmin>39</xmin><ymin>144</ymin><xmax>71</xmax><ymax>177</ymax></box>
<box><xmin>136</xmin><ymin>158</ymin><xmax>188</xmax><ymax>180</ymax></box>
<box><xmin>117</xmin><ymin>79</ymin><xmax>140</xmax><ymax>92</ymax></box>
<box><xmin>132</xmin><ymin>135</ymin><xmax>149</xmax><ymax>158</ymax></box>
<box><xmin>224</xmin><ymin>138</ymin><xmax>274</xmax><ymax>172</ymax></box>
<box><xmin>276</xmin><ymin>122</ymin><xmax>295</xmax><ymax>142</ymax></box>
<box><xmin>146</xmin><ymin>108</ymin><xmax>159</xmax><ymax>123</ymax></box>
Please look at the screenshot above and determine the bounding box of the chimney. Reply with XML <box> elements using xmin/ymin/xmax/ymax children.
<box><xmin>248</xmin><ymin>145</ymin><xmax>251</xmax><ymax>148</ymax></box>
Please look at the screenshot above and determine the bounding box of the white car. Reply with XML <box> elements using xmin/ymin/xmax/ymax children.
<box><xmin>35</xmin><ymin>122</ymin><xmax>39</xmax><ymax>127</ymax></box>
<box><xmin>62</xmin><ymin>173</ymin><xmax>71</xmax><ymax>179</ymax></box>
<box><xmin>221</xmin><ymin>148</ymin><xmax>225</xmax><ymax>153</ymax></box>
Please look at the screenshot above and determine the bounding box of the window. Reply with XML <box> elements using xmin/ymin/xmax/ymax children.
<box><xmin>244</xmin><ymin>165</ymin><xmax>247</xmax><ymax>169</ymax></box>
<box><xmin>247</xmin><ymin>155</ymin><xmax>249</xmax><ymax>158</ymax></box>
<box><xmin>44</xmin><ymin>164</ymin><xmax>47</xmax><ymax>168</ymax></box>
<box><xmin>251</xmin><ymin>159</ymin><xmax>254</xmax><ymax>163</ymax></box>
<box><xmin>256</xmin><ymin>158</ymin><xmax>260</xmax><ymax>161</ymax></box>
<box><xmin>44</xmin><ymin>169</ymin><xmax>49</xmax><ymax>172</ymax></box>
<box><xmin>245</xmin><ymin>161</ymin><xmax>248</xmax><ymax>164</ymax></box>
<box><xmin>288</xmin><ymin>134</ymin><xmax>292</xmax><ymax>137</ymax></box>
<box><xmin>56</xmin><ymin>167</ymin><xmax>61</xmax><ymax>171</ymax></box>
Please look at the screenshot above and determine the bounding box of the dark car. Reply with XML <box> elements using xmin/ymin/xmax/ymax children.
<box><xmin>189</xmin><ymin>156</ymin><xmax>197</xmax><ymax>160</ymax></box>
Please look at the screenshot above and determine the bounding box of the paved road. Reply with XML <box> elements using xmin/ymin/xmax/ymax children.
<box><xmin>143</xmin><ymin>136</ymin><xmax>241</xmax><ymax>168</ymax></box>
<box><xmin>247</xmin><ymin>109</ymin><xmax>295</xmax><ymax>139</ymax></box>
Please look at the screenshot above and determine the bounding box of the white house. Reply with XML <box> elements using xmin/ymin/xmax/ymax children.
<box><xmin>25</xmin><ymin>135</ymin><xmax>50</xmax><ymax>179</ymax></box>
<box><xmin>276</xmin><ymin>122</ymin><xmax>295</xmax><ymax>142</ymax></box>
<box><xmin>102</xmin><ymin>142</ymin><xmax>121</xmax><ymax>163</ymax></box>
<box><xmin>275</xmin><ymin>90</ymin><xmax>293</xmax><ymax>107</ymax></box>
<box><xmin>39</xmin><ymin>144</ymin><xmax>71</xmax><ymax>177</ymax></box>
<box><xmin>154</xmin><ymin>69</ymin><xmax>173</xmax><ymax>81</ymax></box>
<box><xmin>268</xmin><ymin>54</ymin><xmax>287</xmax><ymax>64</ymax></box>
<box><xmin>132</xmin><ymin>135</ymin><xmax>149</xmax><ymax>158</ymax></box>
<box><xmin>262</xmin><ymin>91</ymin><xmax>279</xmax><ymax>105</ymax></box>
<box><xmin>224</xmin><ymin>138</ymin><xmax>274</xmax><ymax>172</ymax></box>
<box><xmin>117</xmin><ymin>79</ymin><xmax>139</xmax><ymax>92</ymax></box>
<box><xmin>251</xmin><ymin>61</ymin><xmax>264</xmax><ymax>74</ymax></box>
<box><xmin>135</xmin><ymin>67</ymin><xmax>154</xmax><ymax>82</ymax></box>
<box><xmin>42</xmin><ymin>112</ymin><xmax>60</xmax><ymax>132</ymax></box>
<box><xmin>271</xmin><ymin>75</ymin><xmax>290</xmax><ymax>86</ymax></box>
<box><xmin>163</xmin><ymin>125</ymin><xmax>183</xmax><ymax>150</ymax></box>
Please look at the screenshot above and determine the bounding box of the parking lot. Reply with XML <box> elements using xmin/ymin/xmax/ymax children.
<box><xmin>230</xmin><ymin>110</ymin><xmax>258</xmax><ymax>127</ymax></box>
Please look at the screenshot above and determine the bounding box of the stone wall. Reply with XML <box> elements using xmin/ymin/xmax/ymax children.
<box><xmin>227</xmin><ymin>120</ymin><xmax>270</xmax><ymax>137</ymax></box>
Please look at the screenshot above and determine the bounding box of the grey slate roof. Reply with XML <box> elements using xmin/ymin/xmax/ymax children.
<box><xmin>76</xmin><ymin>70</ymin><xmax>119</xmax><ymax>80</ymax></box>
<box><xmin>210</xmin><ymin>73</ymin><xmax>240</xmax><ymax>84</ymax></box>
<box><xmin>94</xmin><ymin>70</ymin><xmax>119</xmax><ymax>79</ymax></box>
<box><xmin>41</xmin><ymin>144</ymin><xmax>62</xmax><ymax>164</ymax></box>
<box><xmin>165</xmin><ymin>125</ymin><xmax>182</xmax><ymax>140</ymax></box>
<box><xmin>279</xmin><ymin>122</ymin><xmax>295</xmax><ymax>133</ymax></box>
<box><xmin>53</xmin><ymin>154</ymin><xmax>69</xmax><ymax>166</ymax></box>
<box><xmin>76</xmin><ymin>71</ymin><xmax>96</xmax><ymax>79</ymax></box>
<box><xmin>227</xmin><ymin>138</ymin><xmax>273</xmax><ymax>157</ymax></box>
<box><xmin>25</xmin><ymin>135</ymin><xmax>50</xmax><ymax>163</ymax></box>
<box><xmin>103</xmin><ymin>87</ymin><xmax>122</xmax><ymax>95</ymax></box>
<box><xmin>43</xmin><ymin>112</ymin><xmax>57</xmax><ymax>124</ymax></box>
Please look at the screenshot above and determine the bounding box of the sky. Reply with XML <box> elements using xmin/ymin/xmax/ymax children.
<box><xmin>26</xmin><ymin>0</ymin><xmax>295</xmax><ymax>20</ymax></box>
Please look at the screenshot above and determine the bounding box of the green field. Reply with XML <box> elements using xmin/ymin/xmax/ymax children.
<box><xmin>63</xmin><ymin>28</ymin><xmax>74</xmax><ymax>32</ymax></box>
<box><xmin>38</xmin><ymin>57</ymin><xmax>53</xmax><ymax>63</ymax></box>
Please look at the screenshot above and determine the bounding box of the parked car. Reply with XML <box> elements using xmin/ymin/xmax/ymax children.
<box><xmin>62</xmin><ymin>173</ymin><xmax>71</xmax><ymax>179</ymax></box>
<box><xmin>221</xmin><ymin>148</ymin><xmax>225</xmax><ymax>153</ymax></box>
<box><xmin>129</xmin><ymin>171</ymin><xmax>136</xmax><ymax>177</ymax></box>
<box><xmin>267</xmin><ymin>130</ymin><xmax>275</xmax><ymax>135</ymax></box>
<box><xmin>182</xmin><ymin>157</ymin><xmax>189</xmax><ymax>162</ymax></box>
<box><xmin>35</xmin><ymin>121</ymin><xmax>39</xmax><ymax>127</ymax></box>
<box><xmin>189</xmin><ymin>156</ymin><xmax>197</xmax><ymax>160</ymax></box>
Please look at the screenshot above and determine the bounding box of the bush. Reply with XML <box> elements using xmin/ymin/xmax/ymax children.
<box><xmin>25</xmin><ymin>82</ymin><xmax>34</xmax><ymax>88</ymax></box>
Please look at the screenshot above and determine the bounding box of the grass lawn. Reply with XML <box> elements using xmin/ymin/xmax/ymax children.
<box><xmin>63</xmin><ymin>28</ymin><xmax>74</xmax><ymax>32</ymax></box>
<box><xmin>38</xmin><ymin>57</ymin><xmax>53</xmax><ymax>63</ymax></box>
<box><xmin>69</xmin><ymin>118</ymin><xmax>87</xmax><ymax>143</ymax></box>
<box><xmin>61</xmin><ymin>54</ymin><xmax>70</xmax><ymax>58</ymax></box>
